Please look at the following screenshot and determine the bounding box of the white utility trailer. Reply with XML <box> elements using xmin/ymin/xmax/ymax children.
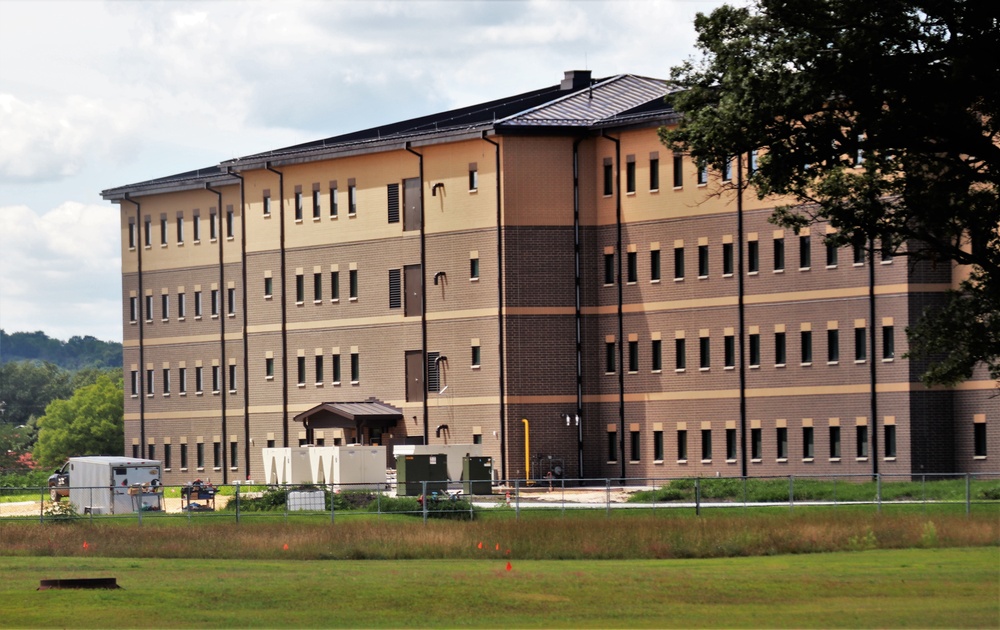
<box><xmin>67</xmin><ymin>456</ymin><xmax>162</xmax><ymax>515</ymax></box>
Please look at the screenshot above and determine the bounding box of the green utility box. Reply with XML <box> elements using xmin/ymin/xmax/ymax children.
<box><xmin>462</xmin><ymin>456</ymin><xmax>493</xmax><ymax>495</ymax></box>
<box><xmin>396</xmin><ymin>454</ymin><xmax>448</xmax><ymax>496</ymax></box>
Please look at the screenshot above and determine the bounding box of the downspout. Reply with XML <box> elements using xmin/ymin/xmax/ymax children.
<box><xmin>265</xmin><ymin>163</ymin><xmax>289</xmax><ymax>448</ymax></box>
<box><xmin>522</xmin><ymin>418</ymin><xmax>531</xmax><ymax>481</ymax></box>
<box><xmin>602</xmin><ymin>132</ymin><xmax>625</xmax><ymax>480</ymax></box>
<box><xmin>868</xmin><ymin>236</ymin><xmax>878</xmax><ymax>477</ymax></box>
<box><xmin>481</xmin><ymin>133</ymin><xmax>507</xmax><ymax>480</ymax></box>
<box><xmin>205</xmin><ymin>183</ymin><xmax>227</xmax><ymax>482</ymax></box>
<box><xmin>737</xmin><ymin>154</ymin><xmax>748</xmax><ymax>477</ymax></box>
<box><xmin>404</xmin><ymin>144</ymin><xmax>429</xmax><ymax>444</ymax></box>
<box><xmin>227</xmin><ymin>167</ymin><xmax>250</xmax><ymax>480</ymax></box>
<box><xmin>122</xmin><ymin>194</ymin><xmax>144</xmax><ymax>458</ymax></box>
<box><xmin>572</xmin><ymin>136</ymin><xmax>585</xmax><ymax>481</ymax></box>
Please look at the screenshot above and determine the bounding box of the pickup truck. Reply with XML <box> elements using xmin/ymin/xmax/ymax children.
<box><xmin>47</xmin><ymin>461</ymin><xmax>70</xmax><ymax>501</ymax></box>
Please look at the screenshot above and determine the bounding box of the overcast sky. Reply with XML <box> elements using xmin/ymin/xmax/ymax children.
<box><xmin>0</xmin><ymin>0</ymin><xmax>733</xmax><ymax>344</ymax></box>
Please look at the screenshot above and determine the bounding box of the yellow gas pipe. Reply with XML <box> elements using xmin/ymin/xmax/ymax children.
<box><xmin>522</xmin><ymin>418</ymin><xmax>533</xmax><ymax>485</ymax></box>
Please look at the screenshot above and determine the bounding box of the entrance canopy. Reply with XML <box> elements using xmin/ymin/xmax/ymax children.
<box><xmin>292</xmin><ymin>398</ymin><xmax>402</xmax><ymax>442</ymax></box>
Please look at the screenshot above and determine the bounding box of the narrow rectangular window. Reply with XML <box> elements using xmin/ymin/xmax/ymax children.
<box><xmin>674</xmin><ymin>247</ymin><xmax>684</xmax><ymax>280</ymax></box>
<box><xmin>828</xmin><ymin>329</ymin><xmax>840</xmax><ymax>363</ymax></box>
<box><xmin>181</xmin><ymin>443</ymin><xmax>188</xmax><ymax>469</ymax></box>
<box><xmin>227</xmin><ymin>288</ymin><xmax>235</xmax><ymax>315</ymax></box>
<box><xmin>212</xmin><ymin>365</ymin><xmax>220</xmax><ymax>393</ymax></box>
<box><xmin>853</xmin><ymin>238</ymin><xmax>865</xmax><ymax>264</ymax></box>
<box><xmin>799</xmin><ymin>235</ymin><xmax>811</xmax><ymax>269</ymax></box>
<box><xmin>630</xmin><ymin>431</ymin><xmax>640</xmax><ymax>461</ymax></box>
<box><xmin>675</xmin><ymin>338</ymin><xmax>686</xmax><ymax>371</ymax></box>
<box><xmin>226</xmin><ymin>208</ymin><xmax>234</xmax><ymax>238</ymax></box>
<box><xmin>884</xmin><ymin>425</ymin><xmax>896</xmax><ymax>458</ymax></box>
<box><xmin>672</xmin><ymin>155</ymin><xmax>683</xmax><ymax>187</ymax></box>
<box><xmin>882</xmin><ymin>326</ymin><xmax>894</xmax><ymax>359</ymax></box>
<box><xmin>627</xmin><ymin>251</ymin><xmax>637</xmax><ymax>283</ymax></box>
<box><xmin>603</xmin><ymin>161</ymin><xmax>614</xmax><ymax>196</ymax></box>
<box><xmin>722</xmin><ymin>158</ymin><xmax>732</xmax><ymax>182</ymax></box>
<box><xmin>294</xmin><ymin>191</ymin><xmax>303</xmax><ymax>221</ymax></box>
<box><xmin>178</xmin><ymin>367</ymin><xmax>186</xmax><ymax>394</ymax></box>
<box><xmin>332</xmin><ymin>354</ymin><xmax>341</xmax><ymax>383</ymax></box>
<box><xmin>129</xmin><ymin>222</ymin><xmax>137</xmax><ymax>249</ymax></box>
<box><xmin>605</xmin><ymin>342</ymin><xmax>616</xmax><ymax>374</ymax></box>
<box><xmin>469</xmin><ymin>166</ymin><xmax>478</xmax><ymax>191</ymax></box>
<box><xmin>195</xmin><ymin>366</ymin><xmax>203</xmax><ymax>393</ymax></box>
<box><xmin>350</xmin><ymin>352</ymin><xmax>360</xmax><ymax>383</ymax></box>
<box><xmin>209</xmin><ymin>211</ymin><xmax>217</xmax><ymax>240</ymax></box>
<box><xmin>751</xmin><ymin>428</ymin><xmax>762</xmax><ymax>460</ymax></box>
<box><xmin>264</xmin><ymin>277</ymin><xmax>273</xmax><ymax>297</ymax></box>
<box><xmin>855</xmin><ymin>327</ymin><xmax>867</xmax><ymax>362</ymax></box>
<box><xmin>775</xmin><ymin>332</ymin><xmax>786</xmax><ymax>365</ymax></box>
<box><xmin>177</xmin><ymin>292</ymin><xmax>186</xmax><ymax>318</ymax></box>
<box><xmin>699</xmin><ymin>336</ymin><xmax>710</xmax><ymax>369</ymax></box>
<box><xmin>470</xmin><ymin>257</ymin><xmax>480</xmax><ymax>280</ymax></box>
<box><xmin>749</xmin><ymin>150</ymin><xmax>759</xmax><ymax>174</ymax></box>
<box><xmin>677</xmin><ymin>429</ymin><xmax>687</xmax><ymax>460</ymax></box>
<box><xmin>331</xmin><ymin>271</ymin><xmax>340</xmax><ymax>301</ymax></box>
<box><xmin>177</xmin><ymin>216</ymin><xmax>184</xmax><ymax>243</ymax></box>
<box><xmin>211</xmin><ymin>289</ymin><xmax>219</xmax><ymax>316</ymax></box>
<box><xmin>626</xmin><ymin>160</ymin><xmax>636</xmax><ymax>193</ymax></box>
<box><xmin>315</xmin><ymin>356</ymin><xmax>323</xmax><ymax>383</ymax></box>
<box><xmin>197</xmin><ymin>443</ymin><xmax>205</xmax><ymax>469</ymax></box>
<box><xmin>697</xmin><ymin>160</ymin><xmax>708</xmax><ymax>185</ymax></box>
<box><xmin>748</xmin><ymin>240</ymin><xmax>759</xmax><ymax>273</ymax></box>
<box><xmin>144</xmin><ymin>217</ymin><xmax>151</xmax><ymax>246</ymax></box>
<box><xmin>228</xmin><ymin>364</ymin><xmax>236</xmax><ymax>392</ymax></box>
<box><xmin>856</xmin><ymin>425</ymin><xmax>869</xmax><ymax>458</ymax></box>
<box><xmin>649</xmin><ymin>158</ymin><xmax>659</xmax><ymax>190</ymax></box>
<box><xmin>830</xmin><ymin>426</ymin><xmax>841</xmax><ymax>458</ymax></box>
<box><xmin>471</xmin><ymin>344</ymin><xmax>481</xmax><ymax>367</ymax></box>
<box><xmin>130</xmin><ymin>370</ymin><xmax>139</xmax><ymax>396</ymax></box>
<box><xmin>349</xmin><ymin>184</ymin><xmax>357</xmax><ymax>215</ymax></box>
<box><xmin>724</xmin><ymin>334</ymin><xmax>735</xmax><ymax>368</ymax></box>
<box><xmin>313</xmin><ymin>273</ymin><xmax>322</xmax><ymax>302</ymax></box>
<box><xmin>651</xmin><ymin>339</ymin><xmax>662</xmax><ymax>371</ymax></box>
<box><xmin>973</xmin><ymin>422</ymin><xmax>987</xmax><ymax>457</ymax></box>
<box><xmin>148</xmin><ymin>444</ymin><xmax>155</xmax><ymax>461</ymax></box>
<box><xmin>162</xmin><ymin>368</ymin><xmax>170</xmax><ymax>394</ymax></box>
<box><xmin>773</xmin><ymin>237</ymin><xmax>785</xmax><ymax>271</ymax></box>
<box><xmin>213</xmin><ymin>441</ymin><xmax>221</xmax><ymax>469</ymax></box>
<box><xmin>313</xmin><ymin>189</ymin><xmax>321</xmax><ymax>219</ymax></box>
<box><xmin>164</xmin><ymin>444</ymin><xmax>172</xmax><ymax>469</ymax></box>
<box><xmin>265</xmin><ymin>357</ymin><xmax>274</xmax><ymax>378</ymax></box>
<box><xmin>749</xmin><ymin>333</ymin><xmax>760</xmax><ymax>367</ymax></box>
<box><xmin>330</xmin><ymin>186</ymin><xmax>338</xmax><ymax>217</ymax></box>
<box><xmin>726</xmin><ymin>428</ymin><xmax>737</xmax><ymax>460</ymax></box>
<box><xmin>801</xmin><ymin>330</ymin><xmax>813</xmax><ymax>364</ymax></box>
<box><xmin>146</xmin><ymin>369</ymin><xmax>154</xmax><ymax>395</ymax></box>
<box><xmin>698</xmin><ymin>244</ymin><xmax>709</xmax><ymax>277</ymax></box>
<box><xmin>604</xmin><ymin>253</ymin><xmax>615</xmax><ymax>285</ymax></box>
<box><xmin>803</xmin><ymin>426</ymin><xmax>814</xmax><ymax>458</ymax></box>
<box><xmin>145</xmin><ymin>295</ymin><xmax>153</xmax><ymax>321</ymax></box>
<box><xmin>777</xmin><ymin>427</ymin><xmax>788</xmax><ymax>459</ymax></box>
<box><xmin>192</xmin><ymin>214</ymin><xmax>200</xmax><ymax>241</ymax></box>
<box><xmin>295</xmin><ymin>274</ymin><xmax>304</xmax><ymax>303</ymax></box>
<box><xmin>230</xmin><ymin>441</ymin><xmax>238</xmax><ymax>469</ymax></box>
<box><xmin>160</xmin><ymin>217</ymin><xmax>168</xmax><ymax>245</ymax></box>
<box><xmin>722</xmin><ymin>242</ymin><xmax>733</xmax><ymax>275</ymax></box>
<box><xmin>701</xmin><ymin>429</ymin><xmax>712</xmax><ymax>460</ymax></box>
<box><xmin>826</xmin><ymin>240</ymin><xmax>838</xmax><ymax>266</ymax></box>
<box><xmin>130</xmin><ymin>297</ymin><xmax>137</xmax><ymax>323</ymax></box>
<box><xmin>654</xmin><ymin>430</ymin><xmax>664</xmax><ymax>461</ymax></box>
<box><xmin>263</xmin><ymin>193</ymin><xmax>271</xmax><ymax>216</ymax></box>
<box><xmin>650</xmin><ymin>250</ymin><xmax>661</xmax><ymax>281</ymax></box>
<box><xmin>297</xmin><ymin>356</ymin><xmax>306</xmax><ymax>385</ymax></box>
<box><xmin>349</xmin><ymin>269</ymin><xmax>358</xmax><ymax>299</ymax></box>
<box><xmin>628</xmin><ymin>340</ymin><xmax>638</xmax><ymax>373</ymax></box>
<box><xmin>608</xmin><ymin>430</ymin><xmax>618</xmax><ymax>461</ymax></box>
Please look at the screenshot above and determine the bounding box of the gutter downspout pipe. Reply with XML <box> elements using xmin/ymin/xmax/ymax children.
<box><xmin>737</xmin><ymin>154</ymin><xmax>748</xmax><ymax>478</ymax></box>
<box><xmin>602</xmin><ymin>132</ymin><xmax>625</xmax><ymax>480</ymax></box>
<box><xmin>481</xmin><ymin>132</ymin><xmax>507</xmax><ymax>480</ymax></box>
<box><xmin>404</xmin><ymin>144</ymin><xmax>429</xmax><ymax>445</ymax></box>
<box><xmin>205</xmin><ymin>183</ymin><xmax>227</xmax><ymax>482</ymax></box>
<box><xmin>227</xmin><ymin>167</ymin><xmax>250</xmax><ymax>480</ymax></box>
<box><xmin>122</xmin><ymin>194</ymin><xmax>144</xmax><ymax>458</ymax></box>
<box><xmin>869</xmin><ymin>236</ymin><xmax>878</xmax><ymax>477</ymax></box>
<box><xmin>572</xmin><ymin>136</ymin><xmax>585</xmax><ymax>482</ymax></box>
<box><xmin>265</xmin><ymin>163</ymin><xmax>289</xmax><ymax>448</ymax></box>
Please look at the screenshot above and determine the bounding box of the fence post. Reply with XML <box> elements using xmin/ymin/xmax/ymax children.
<box><xmin>235</xmin><ymin>484</ymin><xmax>241</xmax><ymax>524</ymax></box>
<box><xmin>876</xmin><ymin>474</ymin><xmax>882</xmax><ymax>514</ymax></box>
<box><xmin>789</xmin><ymin>475</ymin><xmax>794</xmax><ymax>512</ymax></box>
<box><xmin>695</xmin><ymin>477</ymin><xmax>701</xmax><ymax>516</ymax></box>
<box><xmin>331</xmin><ymin>486</ymin><xmax>336</xmax><ymax>524</ymax></box>
<box><xmin>966</xmin><ymin>472</ymin><xmax>971</xmax><ymax>517</ymax></box>
<box><xmin>422</xmin><ymin>480</ymin><xmax>428</xmax><ymax>524</ymax></box>
<box><xmin>606</xmin><ymin>478</ymin><xmax>611</xmax><ymax>518</ymax></box>
<box><xmin>514</xmin><ymin>479</ymin><xmax>520</xmax><ymax>521</ymax></box>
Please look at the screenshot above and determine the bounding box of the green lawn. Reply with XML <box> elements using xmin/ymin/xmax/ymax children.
<box><xmin>1</xmin><ymin>548</ymin><xmax>996</xmax><ymax>628</ymax></box>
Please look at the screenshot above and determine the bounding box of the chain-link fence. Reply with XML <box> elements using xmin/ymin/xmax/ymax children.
<box><xmin>1</xmin><ymin>472</ymin><xmax>997</xmax><ymax>523</ymax></box>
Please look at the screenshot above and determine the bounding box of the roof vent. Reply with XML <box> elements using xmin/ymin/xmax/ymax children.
<box><xmin>560</xmin><ymin>70</ymin><xmax>592</xmax><ymax>91</ymax></box>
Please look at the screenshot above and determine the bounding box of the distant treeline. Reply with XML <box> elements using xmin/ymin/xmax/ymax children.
<box><xmin>0</xmin><ymin>330</ymin><xmax>122</xmax><ymax>370</ymax></box>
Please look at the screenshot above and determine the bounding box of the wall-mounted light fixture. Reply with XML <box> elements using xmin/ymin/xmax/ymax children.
<box><xmin>433</xmin><ymin>271</ymin><xmax>446</xmax><ymax>285</ymax></box>
<box><xmin>563</xmin><ymin>413</ymin><xmax>580</xmax><ymax>426</ymax></box>
<box><xmin>431</xmin><ymin>183</ymin><xmax>445</xmax><ymax>196</ymax></box>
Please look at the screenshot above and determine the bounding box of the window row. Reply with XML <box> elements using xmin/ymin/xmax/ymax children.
<box><xmin>134</xmin><ymin>438</ymin><xmax>239</xmax><ymax>472</ymax></box>
<box><xmin>604</xmin><ymin>324</ymin><xmax>895</xmax><ymax>374</ymax></box>
<box><xmin>130</xmin><ymin>363</ymin><xmax>238</xmax><ymax>398</ymax></box>
<box><xmin>603</xmin><ymin>232</ymin><xmax>892</xmax><ymax>285</ymax></box>
<box><xmin>607</xmin><ymin>420</ymin><xmax>896</xmax><ymax>463</ymax></box>
<box><xmin>129</xmin><ymin>287</ymin><xmax>237</xmax><ymax>324</ymax></box>
<box><xmin>129</xmin><ymin>208</ymin><xmax>236</xmax><ymax>250</ymax></box>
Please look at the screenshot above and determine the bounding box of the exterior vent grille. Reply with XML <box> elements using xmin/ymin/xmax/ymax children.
<box><xmin>387</xmin><ymin>183</ymin><xmax>400</xmax><ymax>223</ymax></box>
<box><xmin>388</xmin><ymin>269</ymin><xmax>401</xmax><ymax>309</ymax></box>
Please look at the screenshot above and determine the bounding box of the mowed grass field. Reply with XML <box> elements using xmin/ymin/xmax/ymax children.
<box><xmin>0</xmin><ymin>548</ymin><xmax>997</xmax><ymax>628</ymax></box>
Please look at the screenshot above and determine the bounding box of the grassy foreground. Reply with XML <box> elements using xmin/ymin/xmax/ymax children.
<box><xmin>1</xmin><ymin>548</ymin><xmax>997</xmax><ymax>628</ymax></box>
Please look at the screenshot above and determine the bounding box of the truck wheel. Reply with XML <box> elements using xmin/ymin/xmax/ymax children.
<box><xmin>50</xmin><ymin>489</ymin><xmax>60</xmax><ymax>502</ymax></box>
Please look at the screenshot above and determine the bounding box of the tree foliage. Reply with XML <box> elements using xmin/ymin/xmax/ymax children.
<box><xmin>32</xmin><ymin>374</ymin><xmax>124</xmax><ymax>468</ymax></box>
<box><xmin>661</xmin><ymin>0</ymin><xmax>1000</xmax><ymax>385</ymax></box>
<box><xmin>1</xmin><ymin>329</ymin><xmax>122</xmax><ymax>370</ymax></box>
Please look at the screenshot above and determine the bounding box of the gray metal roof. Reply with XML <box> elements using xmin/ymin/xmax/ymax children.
<box><xmin>500</xmin><ymin>75</ymin><xmax>671</xmax><ymax>127</ymax></box>
<box><xmin>293</xmin><ymin>399</ymin><xmax>403</xmax><ymax>423</ymax></box>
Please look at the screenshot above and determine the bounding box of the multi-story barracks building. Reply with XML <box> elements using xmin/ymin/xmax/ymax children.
<box><xmin>103</xmin><ymin>70</ymin><xmax>996</xmax><ymax>486</ymax></box>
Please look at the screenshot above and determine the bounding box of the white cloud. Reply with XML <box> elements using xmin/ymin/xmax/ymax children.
<box><xmin>0</xmin><ymin>202</ymin><xmax>121</xmax><ymax>342</ymax></box>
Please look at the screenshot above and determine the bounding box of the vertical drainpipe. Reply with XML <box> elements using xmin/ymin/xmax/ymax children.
<box><xmin>265</xmin><ymin>163</ymin><xmax>289</xmax><ymax>448</ymax></box>
<box><xmin>227</xmin><ymin>168</ymin><xmax>250</xmax><ymax>480</ymax></box>
<box><xmin>572</xmin><ymin>137</ymin><xmax>585</xmax><ymax>481</ymax></box>
<box><xmin>404</xmin><ymin>144</ymin><xmax>429</xmax><ymax>444</ymax></box>
<box><xmin>868</xmin><ymin>236</ymin><xmax>879</xmax><ymax>477</ymax></box>
<box><xmin>205</xmin><ymin>183</ymin><xmax>227</xmax><ymax>482</ymax></box>
<box><xmin>602</xmin><ymin>132</ymin><xmax>625</xmax><ymax>480</ymax></box>
<box><xmin>122</xmin><ymin>194</ymin><xmax>144</xmax><ymax>458</ymax></box>
<box><xmin>481</xmin><ymin>133</ymin><xmax>507</xmax><ymax>480</ymax></box>
<box><xmin>737</xmin><ymin>154</ymin><xmax>748</xmax><ymax>477</ymax></box>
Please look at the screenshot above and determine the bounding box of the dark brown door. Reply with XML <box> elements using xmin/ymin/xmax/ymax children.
<box><xmin>404</xmin><ymin>264</ymin><xmax>422</xmax><ymax>316</ymax></box>
<box><xmin>405</xmin><ymin>350</ymin><xmax>424</xmax><ymax>402</ymax></box>
<box><xmin>403</xmin><ymin>177</ymin><xmax>421</xmax><ymax>231</ymax></box>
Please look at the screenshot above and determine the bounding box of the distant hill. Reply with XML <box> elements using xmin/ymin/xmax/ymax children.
<box><xmin>0</xmin><ymin>330</ymin><xmax>122</xmax><ymax>370</ymax></box>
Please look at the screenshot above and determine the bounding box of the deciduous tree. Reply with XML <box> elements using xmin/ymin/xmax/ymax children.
<box><xmin>33</xmin><ymin>374</ymin><xmax>124</xmax><ymax>468</ymax></box>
